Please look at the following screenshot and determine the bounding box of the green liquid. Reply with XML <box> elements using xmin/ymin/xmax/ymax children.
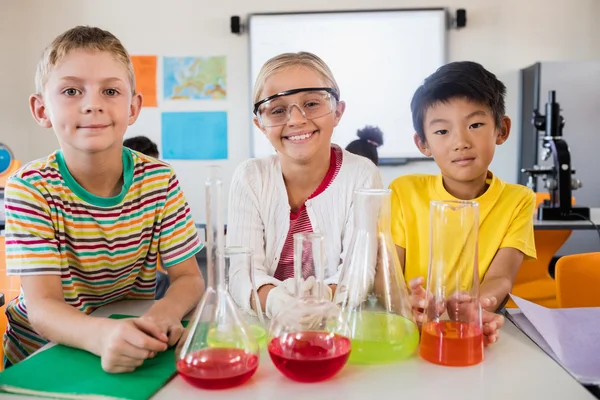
<box><xmin>347</xmin><ymin>312</ymin><xmax>420</xmax><ymax>364</ymax></box>
<box><xmin>206</xmin><ymin>325</ymin><xmax>267</xmax><ymax>350</ymax></box>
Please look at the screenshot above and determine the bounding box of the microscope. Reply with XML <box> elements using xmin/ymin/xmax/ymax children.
<box><xmin>521</xmin><ymin>90</ymin><xmax>590</xmax><ymax>221</ymax></box>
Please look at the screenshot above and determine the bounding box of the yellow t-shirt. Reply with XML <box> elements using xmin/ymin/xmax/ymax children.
<box><xmin>389</xmin><ymin>172</ymin><xmax>537</xmax><ymax>288</ymax></box>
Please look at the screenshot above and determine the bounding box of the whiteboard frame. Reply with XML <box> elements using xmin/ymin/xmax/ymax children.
<box><xmin>247</xmin><ymin>8</ymin><xmax>449</xmax><ymax>165</ymax></box>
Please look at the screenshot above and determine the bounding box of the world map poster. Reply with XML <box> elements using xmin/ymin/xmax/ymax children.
<box><xmin>163</xmin><ymin>56</ymin><xmax>227</xmax><ymax>100</ymax></box>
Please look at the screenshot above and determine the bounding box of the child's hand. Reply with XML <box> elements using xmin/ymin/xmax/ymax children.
<box><xmin>446</xmin><ymin>291</ymin><xmax>478</xmax><ymax>322</ymax></box>
<box><xmin>265</xmin><ymin>283</ymin><xmax>296</xmax><ymax>319</ymax></box>
<box><xmin>446</xmin><ymin>294</ymin><xmax>505</xmax><ymax>345</ymax></box>
<box><xmin>408</xmin><ymin>277</ymin><xmax>444</xmax><ymax>325</ymax></box>
<box><xmin>99</xmin><ymin>318</ymin><xmax>168</xmax><ymax>373</ymax></box>
<box><xmin>409</xmin><ymin>277</ymin><xmax>427</xmax><ymax>325</ymax></box>
<box><xmin>139</xmin><ymin>312</ymin><xmax>185</xmax><ymax>347</ymax></box>
<box><xmin>481</xmin><ymin>297</ymin><xmax>504</xmax><ymax>346</ymax></box>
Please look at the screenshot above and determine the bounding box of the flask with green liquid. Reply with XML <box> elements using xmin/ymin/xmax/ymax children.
<box><xmin>333</xmin><ymin>189</ymin><xmax>419</xmax><ymax>364</ymax></box>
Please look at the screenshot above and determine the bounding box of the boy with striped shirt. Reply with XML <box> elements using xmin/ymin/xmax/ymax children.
<box><xmin>3</xmin><ymin>26</ymin><xmax>204</xmax><ymax>372</ymax></box>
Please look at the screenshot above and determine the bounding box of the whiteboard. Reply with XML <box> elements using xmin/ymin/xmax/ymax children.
<box><xmin>249</xmin><ymin>9</ymin><xmax>447</xmax><ymax>163</ymax></box>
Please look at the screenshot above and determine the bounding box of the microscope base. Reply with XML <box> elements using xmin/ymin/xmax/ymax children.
<box><xmin>537</xmin><ymin>206</ymin><xmax>590</xmax><ymax>221</ymax></box>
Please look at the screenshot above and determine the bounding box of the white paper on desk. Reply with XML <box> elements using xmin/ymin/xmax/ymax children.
<box><xmin>510</xmin><ymin>295</ymin><xmax>600</xmax><ymax>385</ymax></box>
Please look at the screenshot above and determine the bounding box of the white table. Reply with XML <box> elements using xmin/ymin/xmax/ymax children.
<box><xmin>3</xmin><ymin>300</ymin><xmax>593</xmax><ymax>400</ymax></box>
<box><xmin>534</xmin><ymin>208</ymin><xmax>600</xmax><ymax>231</ymax></box>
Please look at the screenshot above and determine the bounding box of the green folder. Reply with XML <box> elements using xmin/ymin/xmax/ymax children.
<box><xmin>0</xmin><ymin>315</ymin><xmax>191</xmax><ymax>400</ymax></box>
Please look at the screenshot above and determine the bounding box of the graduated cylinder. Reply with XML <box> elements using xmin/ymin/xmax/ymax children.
<box><xmin>419</xmin><ymin>200</ymin><xmax>484</xmax><ymax>367</ymax></box>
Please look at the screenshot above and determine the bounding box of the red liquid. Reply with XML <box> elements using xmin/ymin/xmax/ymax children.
<box><xmin>420</xmin><ymin>321</ymin><xmax>484</xmax><ymax>366</ymax></box>
<box><xmin>176</xmin><ymin>348</ymin><xmax>259</xmax><ymax>390</ymax></box>
<box><xmin>268</xmin><ymin>331</ymin><xmax>351</xmax><ymax>382</ymax></box>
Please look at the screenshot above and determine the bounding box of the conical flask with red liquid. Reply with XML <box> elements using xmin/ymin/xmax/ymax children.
<box><xmin>175</xmin><ymin>167</ymin><xmax>259</xmax><ymax>389</ymax></box>
<box><xmin>419</xmin><ymin>200</ymin><xmax>484</xmax><ymax>367</ymax></box>
<box><xmin>333</xmin><ymin>189</ymin><xmax>419</xmax><ymax>364</ymax></box>
<box><xmin>268</xmin><ymin>232</ymin><xmax>351</xmax><ymax>383</ymax></box>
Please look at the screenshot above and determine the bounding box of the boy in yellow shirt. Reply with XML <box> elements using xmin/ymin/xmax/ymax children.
<box><xmin>390</xmin><ymin>61</ymin><xmax>536</xmax><ymax>344</ymax></box>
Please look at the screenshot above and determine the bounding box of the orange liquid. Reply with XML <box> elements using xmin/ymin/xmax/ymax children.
<box><xmin>419</xmin><ymin>321</ymin><xmax>483</xmax><ymax>366</ymax></box>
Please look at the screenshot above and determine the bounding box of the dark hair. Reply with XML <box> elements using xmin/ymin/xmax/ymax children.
<box><xmin>345</xmin><ymin>125</ymin><xmax>383</xmax><ymax>165</ymax></box>
<box><xmin>356</xmin><ymin>125</ymin><xmax>383</xmax><ymax>147</ymax></box>
<box><xmin>123</xmin><ymin>136</ymin><xmax>159</xmax><ymax>158</ymax></box>
<box><xmin>410</xmin><ymin>61</ymin><xmax>506</xmax><ymax>142</ymax></box>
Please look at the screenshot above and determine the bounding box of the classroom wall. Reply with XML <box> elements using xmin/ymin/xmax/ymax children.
<box><xmin>1</xmin><ymin>0</ymin><xmax>599</xmax><ymax>225</ymax></box>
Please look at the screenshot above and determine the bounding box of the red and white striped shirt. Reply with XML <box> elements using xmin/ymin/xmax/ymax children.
<box><xmin>273</xmin><ymin>147</ymin><xmax>343</xmax><ymax>280</ymax></box>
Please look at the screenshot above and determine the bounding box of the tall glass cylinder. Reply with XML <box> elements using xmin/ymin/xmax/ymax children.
<box><xmin>293</xmin><ymin>232</ymin><xmax>326</xmax><ymax>300</ymax></box>
<box><xmin>205</xmin><ymin>166</ymin><xmax>223</xmax><ymax>291</ymax></box>
<box><xmin>419</xmin><ymin>200</ymin><xmax>483</xmax><ymax>367</ymax></box>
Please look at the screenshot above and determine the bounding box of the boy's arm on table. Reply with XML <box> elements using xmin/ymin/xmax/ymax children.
<box><xmin>483</xmin><ymin>189</ymin><xmax>536</xmax><ymax>311</ymax></box>
<box><xmin>23</xmin><ymin>274</ymin><xmax>110</xmax><ymax>353</ymax></box>
<box><xmin>142</xmin><ymin>256</ymin><xmax>204</xmax><ymax>345</ymax></box>
<box><xmin>476</xmin><ymin>247</ymin><xmax>526</xmax><ymax>345</ymax></box>
<box><xmin>395</xmin><ymin>245</ymin><xmax>428</xmax><ymax>320</ymax></box>
<box><xmin>143</xmin><ymin>169</ymin><xmax>206</xmax><ymax>344</ymax></box>
<box><xmin>469</xmin><ymin>187</ymin><xmax>536</xmax><ymax>344</ymax></box>
<box><xmin>480</xmin><ymin>247</ymin><xmax>525</xmax><ymax>312</ymax></box>
<box><xmin>5</xmin><ymin>177</ymin><xmax>166</xmax><ymax>373</ymax></box>
<box><xmin>23</xmin><ymin>275</ymin><xmax>168</xmax><ymax>373</ymax></box>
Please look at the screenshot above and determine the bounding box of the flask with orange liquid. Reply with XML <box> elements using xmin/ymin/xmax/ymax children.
<box><xmin>419</xmin><ymin>200</ymin><xmax>484</xmax><ymax>367</ymax></box>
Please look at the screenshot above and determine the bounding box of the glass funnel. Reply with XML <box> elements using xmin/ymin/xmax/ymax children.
<box><xmin>175</xmin><ymin>167</ymin><xmax>259</xmax><ymax>390</ymax></box>
<box><xmin>419</xmin><ymin>200</ymin><xmax>483</xmax><ymax>367</ymax></box>
<box><xmin>333</xmin><ymin>189</ymin><xmax>419</xmax><ymax>365</ymax></box>
<box><xmin>214</xmin><ymin>246</ymin><xmax>267</xmax><ymax>349</ymax></box>
<box><xmin>267</xmin><ymin>232</ymin><xmax>351</xmax><ymax>383</ymax></box>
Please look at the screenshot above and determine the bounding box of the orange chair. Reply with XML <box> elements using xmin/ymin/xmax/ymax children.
<box><xmin>0</xmin><ymin>236</ymin><xmax>22</xmax><ymax>371</ymax></box>
<box><xmin>0</xmin><ymin>237</ymin><xmax>21</xmax><ymax>304</ymax></box>
<box><xmin>556</xmin><ymin>252</ymin><xmax>600</xmax><ymax>308</ymax></box>
<box><xmin>0</xmin><ymin>160</ymin><xmax>21</xmax><ymax>188</ymax></box>
<box><xmin>505</xmin><ymin>193</ymin><xmax>573</xmax><ymax>308</ymax></box>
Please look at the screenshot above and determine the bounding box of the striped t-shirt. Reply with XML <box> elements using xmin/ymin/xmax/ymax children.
<box><xmin>3</xmin><ymin>147</ymin><xmax>202</xmax><ymax>365</ymax></box>
<box><xmin>273</xmin><ymin>147</ymin><xmax>343</xmax><ymax>280</ymax></box>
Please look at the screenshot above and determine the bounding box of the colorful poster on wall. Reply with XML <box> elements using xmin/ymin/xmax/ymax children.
<box><xmin>163</xmin><ymin>56</ymin><xmax>227</xmax><ymax>101</ymax></box>
<box><xmin>161</xmin><ymin>111</ymin><xmax>228</xmax><ymax>160</ymax></box>
<box><xmin>130</xmin><ymin>55</ymin><xmax>158</xmax><ymax>107</ymax></box>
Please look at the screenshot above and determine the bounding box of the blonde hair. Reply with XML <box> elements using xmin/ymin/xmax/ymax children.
<box><xmin>252</xmin><ymin>52</ymin><xmax>340</xmax><ymax>104</ymax></box>
<box><xmin>35</xmin><ymin>25</ymin><xmax>135</xmax><ymax>95</ymax></box>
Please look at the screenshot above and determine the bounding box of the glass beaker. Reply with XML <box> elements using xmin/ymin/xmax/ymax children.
<box><xmin>419</xmin><ymin>200</ymin><xmax>483</xmax><ymax>367</ymax></box>
<box><xmin>268</xmin><ymin>232</ymin><xmax>351</xmax><ymax>382</ymax></box>
<box><xmin>210</xmin><ymin>246</ymin><xmax>267</xmax><ymax>349</ymax></box>
<box><xmin>176</xmin><ymin>167</ymin><xmax>260</xmax><ymax>390</ymax></box>
<box><xmin>333</xmin><ymin>189</ymin><xmax>419</xmax><ymax>364</ymax></box>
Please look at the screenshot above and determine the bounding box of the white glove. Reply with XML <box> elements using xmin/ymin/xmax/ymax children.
<box><xmin>266</xmin><ymin>277</ymin><xmax>330</xmax><ymax>320</ymax></box>
<box><xmin>297</xmin><ymin>301</ymin><xmax>341</xmax><ymax>331</ymax></box>
<box><xmin>270</xmin><ymin>296</ymin><xmax>341</xmax><ymax>331</ymax></box>
<box><xmin>280</xmin><ymin>276</ymin><xmax>316</xmax><ymax>299</ymax></box>
<box><xmin>265</xmin><ymin>283</ymin><xmax>295</xmax><ymax>319</ymax></box>
<box><xmin>321</xmin><ymin>283</ymin><xmax>333</xmax><ymax>302</ymax></box>
<box><xmin>305</xmin><ymin>277</ymin><xmax>333</xmax><ymax>302</ymax></box>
